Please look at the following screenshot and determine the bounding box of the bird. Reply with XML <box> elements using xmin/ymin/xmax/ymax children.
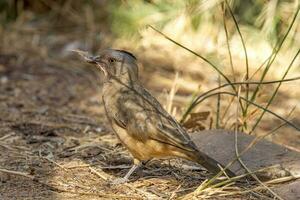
<box><xmin>75</xmin><ymin>49</ymin><xmax>235</xmax><ymax>184</ymax></box>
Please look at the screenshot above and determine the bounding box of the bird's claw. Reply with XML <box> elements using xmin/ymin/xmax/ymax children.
<box><xmin>110</xmin><ymin>177</ymin><xmax>129</xmax><ymax>185</ymax></box>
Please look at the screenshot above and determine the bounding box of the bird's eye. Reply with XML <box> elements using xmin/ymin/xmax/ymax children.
<box><xmin>109</xmin><ymin>58</ymin><xmax>116</xmax><ymax>63</ymax></box>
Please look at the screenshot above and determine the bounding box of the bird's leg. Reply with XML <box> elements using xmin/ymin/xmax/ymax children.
<box><xmin>111</xmin><ymin>159</ymin><xmax>143</xmax><ymax>185</ymax></box>
<box><xmin>122</xmin><ymin>163</ymin><xmax>140</xmax><ymax>180</ymax></box>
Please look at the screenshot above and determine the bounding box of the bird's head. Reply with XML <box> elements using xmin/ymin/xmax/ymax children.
<box><xmin>82</xmin><ymin>49</ymin><xmax>139</xmax><ymax>82</ymax></box>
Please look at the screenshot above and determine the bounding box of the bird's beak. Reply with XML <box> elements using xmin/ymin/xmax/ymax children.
<box><xmin>72</xmin><ymin>49</ymin><xmax>108</xmax><ymax>77</ymax></box>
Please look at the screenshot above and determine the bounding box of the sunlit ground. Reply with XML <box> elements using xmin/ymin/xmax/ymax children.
<box><xmin>0</xmin><ymin>1</ymin><xmax>299</xmax><ymax>199</ymax></box>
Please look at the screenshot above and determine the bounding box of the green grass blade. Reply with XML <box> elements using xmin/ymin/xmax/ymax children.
<box><xmin>147</xmin><ymin>25</ymin><xmax>246</xmax><ymax>117</ymax></box>
<box><xmin>194</xmin><ymin>91</ymin><xmax>300</xmax><ymax>132</ymax></box>
<box><xmin>216</xmin><ymin>75</ymin><xmax>221</xmax><ymax>129</ymax></box>
<box><xmin>180</xmin><ymin>76</ymin><xmax>300</xmax><ymax>123</ymax></box>
<box><xmin>225</xmin><ymin>0</ymin><xmax>250</xmax><ymax>107</ymax></box>
<box><xmin>249</xmin><ymin>6</ymin><xmax>300</xmax><ymax>104</ymax></box>
<box><xmin>222</xmin><ymin>2</ymin><xmax>235</xmax><ymax>81</ymax></box>
<box><xmin>250</xmin><ymin>48</ymin><xmax>300</xmax><ymax>134</ymax></box>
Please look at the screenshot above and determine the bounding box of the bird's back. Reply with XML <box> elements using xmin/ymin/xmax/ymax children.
<box><xmin>102</xmin><ymin>79</ymin><xmax>198</xmax><ymax>152</ymax></box>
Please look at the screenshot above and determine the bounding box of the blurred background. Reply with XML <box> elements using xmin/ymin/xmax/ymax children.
<box><xmin>0</xmin><ymin>0</ymin><xmax>300</xmax><ymax>150</ymax></box>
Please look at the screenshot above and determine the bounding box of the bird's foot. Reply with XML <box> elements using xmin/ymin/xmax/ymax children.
<box><xmin>110</xmin><ymin>177</ymin><xmax>129</xmax><ymax>185</ymax></box>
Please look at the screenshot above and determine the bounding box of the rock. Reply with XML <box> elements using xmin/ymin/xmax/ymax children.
<box><xmin>188</xmin><ymin>130</ymin><xmax>300</xmax><ymax>180</ymax></box>
<box><xmin>273</xmin><ymin>180</ymin><xmax>300</xmax><ymax>200</ymax></box>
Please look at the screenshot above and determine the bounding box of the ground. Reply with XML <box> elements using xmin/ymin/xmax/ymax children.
<box><xmin>1</xmin><ymin>51</ymin><xmax>280</xmax><ymax>199</ymax></box>
<box><xmin>0</xmin><ymin>54</ymin><xmax>227</xmax><ymax>199</ymax></box>
<box><xmin>1</xmin><ymin>2</ymin><xmax>299</xmax><ymax>199</ymax></box>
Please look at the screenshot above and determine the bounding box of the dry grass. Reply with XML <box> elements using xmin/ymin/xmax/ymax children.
<box><xmin>0</xmin><ymin>1</ymin><xmax>299</xmax><ymax>199</ymax></box>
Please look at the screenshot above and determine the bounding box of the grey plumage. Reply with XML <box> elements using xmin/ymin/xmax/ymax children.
<box><xmin>77</xmin><ymin>49</ymin><xmax>235</xmax><ymax>183</ymax></box>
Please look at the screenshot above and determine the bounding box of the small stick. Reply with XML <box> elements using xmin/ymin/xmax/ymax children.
<box><xmin>89</xmin><ymin>167</ymin><xmax>110</xmax><ymax>180</ymax></box>
<box><xmin>0</xmin><ymin>168</ymin><xmax>34</xmax><ymax>179</ymax></box>
<box><xmin>0</xmin><ymin>168</ymin><xmax>137</xmax><ymax>199</ymax></box>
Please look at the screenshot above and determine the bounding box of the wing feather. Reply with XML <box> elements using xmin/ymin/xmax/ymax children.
<box><xmin>113</xmin><ymin>84</ymin><xmax>196</xmax><ymax>151</ymax></box>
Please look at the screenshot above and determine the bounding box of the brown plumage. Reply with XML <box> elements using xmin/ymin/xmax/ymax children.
<box><xmin>77</xmin><ymin>49</ymin><xmax>234</xmax><ymax>183</ymax></box>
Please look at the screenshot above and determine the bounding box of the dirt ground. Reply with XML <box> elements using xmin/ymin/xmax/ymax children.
<box><xmin>0</xmin><ymin>1</ymin><xmax>299</xmax><ymax>199</ymax></box>
<box><xmin>3</xmin><ymin>37</ymin><xmax>300</xmax><ymax>200</ymax></box>
<box><xmin>2</xmin><ymin>50</ymin><xmax>279</xmax><ymax>199</ymax></box>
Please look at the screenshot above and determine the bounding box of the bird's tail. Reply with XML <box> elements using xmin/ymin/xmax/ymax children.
<box><xmin>187</xmin><ymin>150</ymin><xmax>235</xmax><ymax>177</ymax></box>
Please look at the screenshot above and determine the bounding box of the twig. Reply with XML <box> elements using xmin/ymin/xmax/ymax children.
<box><xmin>0</xmin><ymin>168</ymin><xmax>138</xmax><ymax>199</ymax></box>
<box><xmin>168</xmin><ymin>184</ymin><xmax>182</xmax><ymax>200</ymax></box>
<box><xmin>0</xmin><ymin>168</ymin><xmax>35</xmax><ymax>179</ymax></box>
<box><xmin>0</xmin><ymin>133</ymin><xmax>15</xmax><ymax>141</ymax></box>
<box><xmin>43</xmin><ymin>156</ymin><xmax>68</xmax><ymax>171</ymax></box>
<box><xmin>89</xmin><ymin>167</ymin><xmax>110</xmax><ymax>181</ymax></box>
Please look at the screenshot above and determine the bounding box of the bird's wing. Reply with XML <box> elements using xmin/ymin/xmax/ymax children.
<box><xmin>113</xmin><ymin>112</ymin><xmax>127</xmax><ymax>129</ymax></box>
<box><xmin>114</xmin><ymin>84</ymin><xmax>197</xmax><ymax>152</ymax></box>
